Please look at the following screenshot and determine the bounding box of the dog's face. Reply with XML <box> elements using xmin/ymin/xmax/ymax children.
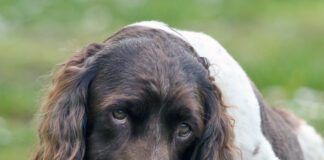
<box><xmin>86</xmin><ymin>35</ymin><xmax>206</xmax><ymax>160</ymax></box>
<box><xmin>34</xmin><ymin>27</ymin><xmax>234</xmax><ymax>160</ymax></box>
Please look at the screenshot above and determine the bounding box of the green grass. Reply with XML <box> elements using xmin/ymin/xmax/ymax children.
<box><xmin>0</xmin><ymin>0</ymin><xmax>323</xmax><ymax>159</ymax></box>
<box><xmin>0</xmin><ymin>119</ymin><xmax>37</xmax><ymax>159</ymax></box>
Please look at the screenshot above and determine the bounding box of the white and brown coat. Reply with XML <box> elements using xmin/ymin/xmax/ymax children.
<box><xmin>130</xmin><ymin>21</ymin><xmax>324</xmax><ymax>160</ymax></box>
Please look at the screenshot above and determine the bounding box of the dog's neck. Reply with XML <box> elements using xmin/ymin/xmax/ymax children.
<box><xmin>128</xmin><ymin>21</ymin><xmax>279</xmax><ymax>160</ymax></box>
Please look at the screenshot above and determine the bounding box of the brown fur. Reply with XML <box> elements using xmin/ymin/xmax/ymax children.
<box><xmin>272</xmin><ymin>108</ymin><xmax>302</xmax><ymax>131</ymax></box>
<box><xmin>33</xmin><ymin>43</ymin><xmax>104</xmax><ymax>160</ymax></box>
<box><xmin>33</xmin><ymin>26</ymin><xmax>235</xmax><ymax>160</ymax></box>
<box><xmin>252</xmin><ymin>83</ymin><xmax>304</xmax><ymax>160</ymax></box>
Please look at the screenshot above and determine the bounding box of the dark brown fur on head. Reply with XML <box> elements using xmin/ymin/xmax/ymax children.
<box><xmin>33</xmin><ymin>27</ymin><xmax>235</xmax><ymax>160</ymax></box>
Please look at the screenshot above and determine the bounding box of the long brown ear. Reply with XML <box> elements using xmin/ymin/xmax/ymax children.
<box><xmin>192</xmin><ymin>57</ymin><xmax>235</xmax><ymax>160</ymax></box>
<box><xmin>192</xmin><ymin>85</ymin><xmax>235</xmax><ymax>160</ymax></box>
<box><xmin>33</xmin><ymin>43</ymin><xmax>103</xmax><ymax>160</ymax></box>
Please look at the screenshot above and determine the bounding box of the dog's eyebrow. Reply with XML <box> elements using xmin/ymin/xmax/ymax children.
<box><xmin>161</xmin><ymin>101</ymin><xmax>205</xmax><ymax>135</ymax></box>
<box><xmin>100</xmin><ymin>93</ymin><xmax>140</xmax><ymax>110</ymax></box>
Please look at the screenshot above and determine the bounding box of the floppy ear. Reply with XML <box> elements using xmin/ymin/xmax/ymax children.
<box><xmin>33</xmin><ymin>43</ymin><xmax>104</xmax><ymax>160</ymax></box>
<box><xmin>190</xmin><ymin>56</ymin><xmax>235</xmax><ymax>160</ymax></box>
<box><xmin>192</xmin><ymin>84</ymin><xmax>235</xmax><ymax>160</ymax></box>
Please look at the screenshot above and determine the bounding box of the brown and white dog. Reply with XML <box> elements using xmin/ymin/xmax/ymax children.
<box><xmin>34</xmin><ymin>21</ymin><xmax>324</xmax><ymax>160</ymax></box>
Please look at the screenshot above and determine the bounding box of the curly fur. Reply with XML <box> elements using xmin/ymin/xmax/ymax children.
<box><xmin>34</xmin><ymin>43</ymin><xmax>104</xmax><ymax>160</ymax></box>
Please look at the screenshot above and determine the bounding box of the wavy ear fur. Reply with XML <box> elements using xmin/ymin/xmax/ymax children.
<box><xmin>192</xmin><ymin>57</ymin><xmax>235</xmax><ymax>160</ymax></box>
<box><xmin>33</xmin><ymin>43</ymin><xmax>104</xmax><ymax>160</ymax></box>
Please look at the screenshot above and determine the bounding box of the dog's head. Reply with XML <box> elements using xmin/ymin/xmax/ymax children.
<box><xmin>34</xmin><ymin>27</ymin><xmax>234</xmax><ymax>160</ymax></box>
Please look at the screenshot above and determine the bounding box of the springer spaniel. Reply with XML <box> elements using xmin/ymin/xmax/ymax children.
<box><xmin>34</xmin><ymin>21</ymin><xmax>324</xmax><ymax>160</ymax></box>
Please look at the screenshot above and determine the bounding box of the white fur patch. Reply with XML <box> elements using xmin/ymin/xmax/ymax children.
<box><xmin>297</xmin><ymin>122</ymin><xmax>324</xmax><ymax>160</ymax></box>
<box><xmin>129</xmin><ymin>21</ymin><xmax>280</xmax><ymax>159</ymax></box>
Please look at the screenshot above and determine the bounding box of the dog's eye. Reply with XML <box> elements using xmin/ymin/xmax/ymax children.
<box><xmin>112</xmin><ymin>109</ymin><xmax>127</xmax><ymax>120</ymax></box>
<box><xmin>177</xmin><ymin>123</ymin><xmax>192</xmax><ymax>138</ymax></box>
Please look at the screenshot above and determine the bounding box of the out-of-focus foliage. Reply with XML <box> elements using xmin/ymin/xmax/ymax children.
<box><xmin>0</xmin><ymin>0</ymin><xmax>323</xmax><ymax>159</ymax></box>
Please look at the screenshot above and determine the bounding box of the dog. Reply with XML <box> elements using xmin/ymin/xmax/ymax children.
<box><xmin>33</xmin><ymin>21</ymin><xmax>324</xmax><ymax>160</ymax></box>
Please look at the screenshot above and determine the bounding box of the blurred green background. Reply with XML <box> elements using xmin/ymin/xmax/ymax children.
<box><xmin>0</xmin><ymin>0</ymin><xmax>323</xmax><ymax>159</ymax></box>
